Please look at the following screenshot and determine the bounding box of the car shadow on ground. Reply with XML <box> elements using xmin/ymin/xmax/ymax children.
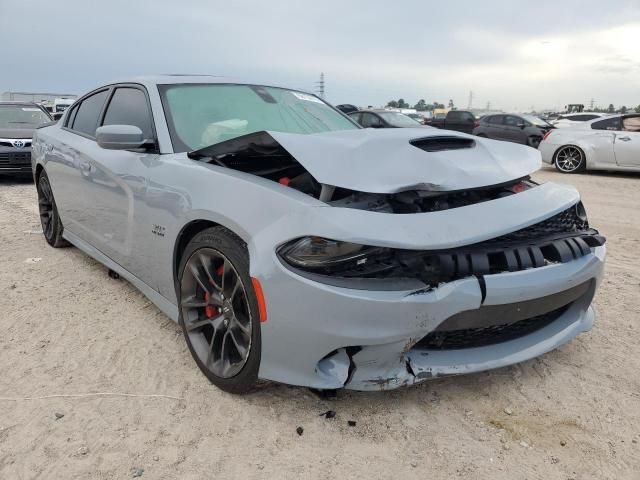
<box><xmin>0</xmin><ymin>175</ymin><xmax>33</xmax><ymax>186</ymax></box>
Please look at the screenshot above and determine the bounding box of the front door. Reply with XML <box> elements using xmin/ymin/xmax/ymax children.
<box><xmin>82</xmin><ymin>86</ymin><xmax>159</xmax><ymax>271</ymax></box>
<box><xmin>614</xmin><ymin>115</ymin><xmax>640</xmax><ymax>167</ymax></box>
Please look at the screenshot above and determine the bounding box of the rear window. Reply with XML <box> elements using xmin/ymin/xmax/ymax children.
<box><xmin>71</xmin><ymin>90</ymin><xmax>109</xmax><ymax>137</ymax></box>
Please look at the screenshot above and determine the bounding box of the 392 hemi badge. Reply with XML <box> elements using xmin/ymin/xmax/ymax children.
<box><xmin>151</xmin><ymin>224</ymin><xmax>166</xmax><ymax>237</ymax></box>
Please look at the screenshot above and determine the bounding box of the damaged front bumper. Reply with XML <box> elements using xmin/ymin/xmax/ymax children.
<box><xmin>256</xmin><ymin>243</ymin><xmax>605</xmax><ymax>391</ymax></box>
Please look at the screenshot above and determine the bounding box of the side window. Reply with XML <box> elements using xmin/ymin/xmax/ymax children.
<box><xmin>361</xmin><ymin>113</ymin><xmax>382</xmax><ymax>128</ymax></box>
<box><xmin>71</xmin><ymin>90</ymin><xmax>109</xmax><ymax>137</ymax></box>
<box><xmin>622</xmin><ymin>116</ymin><xmax>640</xmax><ymax>132</ymax></box>
<box><xmin>504</xmin><ymin>115</ymin><xmax>521</xmax><ymax>126</ymax></box>
<box><xmin>488</xmin><ymin>115</ymin><xmax>504</xmax><ymax>125</ymax></box>
<box><xmin>102</xmin><ymin>87</ymin><xmax>154</xmax><ymax>139</ymax></box>
<box><xmin>447</xmin><ymin>111</ymin><xmax>463</xmax><ymax>121</ymax></box>
<box><xmin>349</xmin><ymin>112</ymin><xmax>362</xmax><ymax>125</ymax></box>
<box><xmin>591</xmin><ymin>117</ymin><xmax>621</xmax><ymax>131</ymax></box>
<box><xmin>66</xmin><ymin>104</ymin><xmax>79</xmax><ymax>128</ymax></box>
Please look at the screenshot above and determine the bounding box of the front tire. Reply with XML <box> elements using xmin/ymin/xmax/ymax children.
<box><xmin>177</xmin><ymin>226</ymin><xmax>261</xmax><ymax>394</ymax></box>
<box><xmin>36</xmin><ymin>171</ymin><xmax>69</xmax><ymax>248</ymax></box>
<box><xmin>554</xmin><ymin>145</ymin><xmax>586</xmax><ymax>173</ymax></box>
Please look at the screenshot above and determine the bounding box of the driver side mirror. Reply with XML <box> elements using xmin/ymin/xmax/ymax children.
<box><xmin>96</xmin><ymin>125</ymin><xmax>146</xmax><ymax>150</ymax></box>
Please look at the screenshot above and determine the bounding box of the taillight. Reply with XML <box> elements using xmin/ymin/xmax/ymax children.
<box><xmin>542</xmin><ymin>130</ymin><xmax>553</xmax><ymax>141</ymax></box>
<box><xmin>473</xmin><ymin>120</ymin><xmax>480</xmax><ymax>128</ymax></box>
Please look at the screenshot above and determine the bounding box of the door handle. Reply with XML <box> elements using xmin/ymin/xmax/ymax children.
<box><xmin>618</xmin><ymin>136</ymin><xmax>631</xmax><ymax>141</ymax></box>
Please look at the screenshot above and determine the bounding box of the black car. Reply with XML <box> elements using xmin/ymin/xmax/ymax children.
<box><xmin>427</xmin><ymin>110</ymin><xmax>477</xmax><ymax>134</ymax></box>
<box><xmin>348</xmin><ymin>109</ymin><xmax>426</xmax><ymax>128</ymax></box>
<box><xmin>473</xmin><ymin>113</ymin><xmax>554</xmax><ymax>148</ymax></box>
<box><xmin>0</xmin><ymin>102</ymin><xmax>54</xmax><ymax>176</ymax></box>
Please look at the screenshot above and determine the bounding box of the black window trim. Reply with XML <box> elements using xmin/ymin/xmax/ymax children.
<box><xmin>62</xmin><ymin>83</ymin><xmax>159</xmax><ymax>152</ymax></box>
<box><xmin>62</xmin><ymin>87</ymin><xmax>111</xmax><ymax>140</ymax></box>
<box><xmin>101</xmin><ymin>83</ymin><xmax>159</xmax><ymax>153</ymax></box>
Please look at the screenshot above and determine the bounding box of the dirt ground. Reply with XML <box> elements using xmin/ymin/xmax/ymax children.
<box><xmin>0</xmin><ymin>167</ymin><xmax>638</xmax><ymax>479</ymax></box>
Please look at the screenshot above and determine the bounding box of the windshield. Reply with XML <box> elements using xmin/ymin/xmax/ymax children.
<box><xmin>159</xmin><ymin>84</ymin><xmax>359</xmax><ymax>152</ymax></box>
<box><xmin>521</xmin><ymin>114</ymin><xmax>551</xmax><ymax>127</ymax></box>
<box><xmin>378</xmin><ymin>112</ymin><xmax>421</xmax><ymax>127</ymax></box>
<box><xmin>0</xmin><ymin>105</ymin><xmax>52</xmax><ymax>128</ymax></box>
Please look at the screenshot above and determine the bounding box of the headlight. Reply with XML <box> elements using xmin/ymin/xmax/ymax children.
<box><xmin>279</xmin><ymin>236</ymin><xmax>384</xmax><ymax>269</ymax></box>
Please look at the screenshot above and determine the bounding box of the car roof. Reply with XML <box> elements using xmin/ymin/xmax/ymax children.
<box><xmin>106</xmin><ymin>75</ymin><xmax>316</xmax><ymax>95</ymax></box>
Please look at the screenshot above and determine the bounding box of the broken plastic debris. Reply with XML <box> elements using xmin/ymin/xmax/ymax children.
<box><xmin>296</xmin><ymin>426</ymin><xmax>304</xmax><ymax>436</ymax></box>
<box><xmin>319</xmin><ymin>410</ymin><xmax>336</xmax><ymax>419</ymax></box>
<box><xmin>25</xmin><ymin>257</ymin><xmax>42</xmax><ymax>264</ymax></box>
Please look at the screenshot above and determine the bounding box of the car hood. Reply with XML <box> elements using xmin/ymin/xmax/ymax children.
<box><xmin>0</xmin><ymin>127</ymin><xmax>36</xmax><ymax>139</ymax></box>
<box><xmin>267</xmin><ymin>128</ymin><xmax>540</xmax><ymax>193</ymax></box>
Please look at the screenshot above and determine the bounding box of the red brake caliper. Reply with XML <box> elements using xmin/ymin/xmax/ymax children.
<box><xmin>204</xmin><ymin>264</ymin><xmax>225</xmax><ymax>319</ymax></box>
<box><xmin>204</xmin><ymin>292</ymin><xmax>217</xmax><ymax>318</ymax></box>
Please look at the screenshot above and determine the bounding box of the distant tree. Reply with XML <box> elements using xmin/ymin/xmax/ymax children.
<box><xmin>619</xmin><ymin>105</ymin><xmax>628</xmax><ymax>114</ymax></box>
<box><xmin>608</xmin><ymin>103</ymin><xmax>615</xmax><ymax>113</ymax></box>
<box><xmin>447</xmin><ymin>99</ymin><xmax>454</xmax><ymax>109</ymax></box>
<box><xmin>414</xmin><ymin>99</ymin><xmax>427</xmax><ymax>111</ymax></box>
<box><xmin>432</xmin><ymin>101</ymin><xmax>445</xmax><ymax>109</ymax></box>
<box><xmin>386</xmin><ymin>100</ymin><xmax>399</xmax><ymax>108</ymax></box>
<box><xmin>635</xmin><ymin>105</ymin><xmax>640</xmax><ymax>114</ymax></box>
<box><xmin>397</xmin><ymin>98</ymin><xmax>410</xmax><ymax>109</ymax></box>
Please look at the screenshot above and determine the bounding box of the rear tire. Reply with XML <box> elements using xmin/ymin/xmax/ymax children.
<box><xmin>554</xmin><ymin>145</ymin><xmax>586</xmax><ymax>173</ymax></box>
<box><xmin>527</xmin><ymin>136</ymin><xmax>542</xmax><ymax>148</ymax></box>
<box><xmin>177</xmin><ymin>226</ymin><xmax>261</xmax><ymax>394</ymax></box>
<box><xmin>36</xmin><ymin>171</ymin><xmax>69</xmax><ymax>248</ymax></box>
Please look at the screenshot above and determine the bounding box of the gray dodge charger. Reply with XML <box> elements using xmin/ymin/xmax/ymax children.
<box><xmin>31</xmin><ymin>75</ymin><xmax>606</xmax><ymax>393</ymax></box>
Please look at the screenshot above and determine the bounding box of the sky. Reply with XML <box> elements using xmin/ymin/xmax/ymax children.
<box><xmin>1</xmin><ymin>0</ymin><xmax>639</xmax><ymax>111</ymax></box>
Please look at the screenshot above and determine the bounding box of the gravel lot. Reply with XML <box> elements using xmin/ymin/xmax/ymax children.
<box><xmin>0</xmin><ymin>167</ymin><xmax>638</xmax><ymax>479</ymax></box>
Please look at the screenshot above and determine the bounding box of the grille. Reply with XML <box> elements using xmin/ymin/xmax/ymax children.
<box><xmin>415</xmin><ymin>304</ymin><xmax>569</xmax><ymax>350</ymax></box>
<box><xmin>484</xmin><ymin>206</ymin><xmax>589</xmax><ymax>245</ymax></box>
<box><xmin>0</xmin><ymin>152</ymin><xmax>31</xmax><ymax>165</ymax></box>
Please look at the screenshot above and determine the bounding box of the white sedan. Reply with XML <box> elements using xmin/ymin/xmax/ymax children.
<box><xmin>539</xmin><ymin>114</ymin><xmax>640</xmax><ymax>173</ymax></box>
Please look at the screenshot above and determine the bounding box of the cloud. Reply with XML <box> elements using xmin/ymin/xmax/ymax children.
<box><xmin>1</xmin><ymin>0</ymin><xmax>639</xmax><ymax>110</ymax></box>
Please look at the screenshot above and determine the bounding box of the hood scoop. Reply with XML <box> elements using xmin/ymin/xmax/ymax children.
<box><xmin>410</xmin><ymin>136</ymin><xmax>475</xmax><ymax>153</ymax></box>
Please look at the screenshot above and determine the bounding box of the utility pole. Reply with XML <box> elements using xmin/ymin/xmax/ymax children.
<box><xmin>467</xmin><ymin>90</ymin><xmax>473</xmax><ymax>109</ymax></box>
<box><xmin>589</xmin><ymin>98</ymin><xmax>595</xmax><ymax>110</ymax></box>
<box><xmin>486</xmin><ymin>101</ymin><xmax>491</xmax><ymax>111</ymax></box>
<box><xmin>315</xmin><ymin>72</ymin><xmax>325</xmax><ymax>99</ymax></box>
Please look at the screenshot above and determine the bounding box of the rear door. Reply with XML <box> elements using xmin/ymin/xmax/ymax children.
<box><xmin>614</xmin><ymin>115</ymin><xmax>640</xmax><ymax>167</ymax></box>
<box><xmin>486</xmin><ymin>115</ymin><xmax>506</xmax><ymax>140</ymax></box>
<box><xmin>502</xmin><ymin>115</ymin><xmax>525</xmax><ymax>143</ymax></box>
<box><xmin>48</xmin><ymin>89</ymin><xmax>111</xmax><ymax>236</ymax></box>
